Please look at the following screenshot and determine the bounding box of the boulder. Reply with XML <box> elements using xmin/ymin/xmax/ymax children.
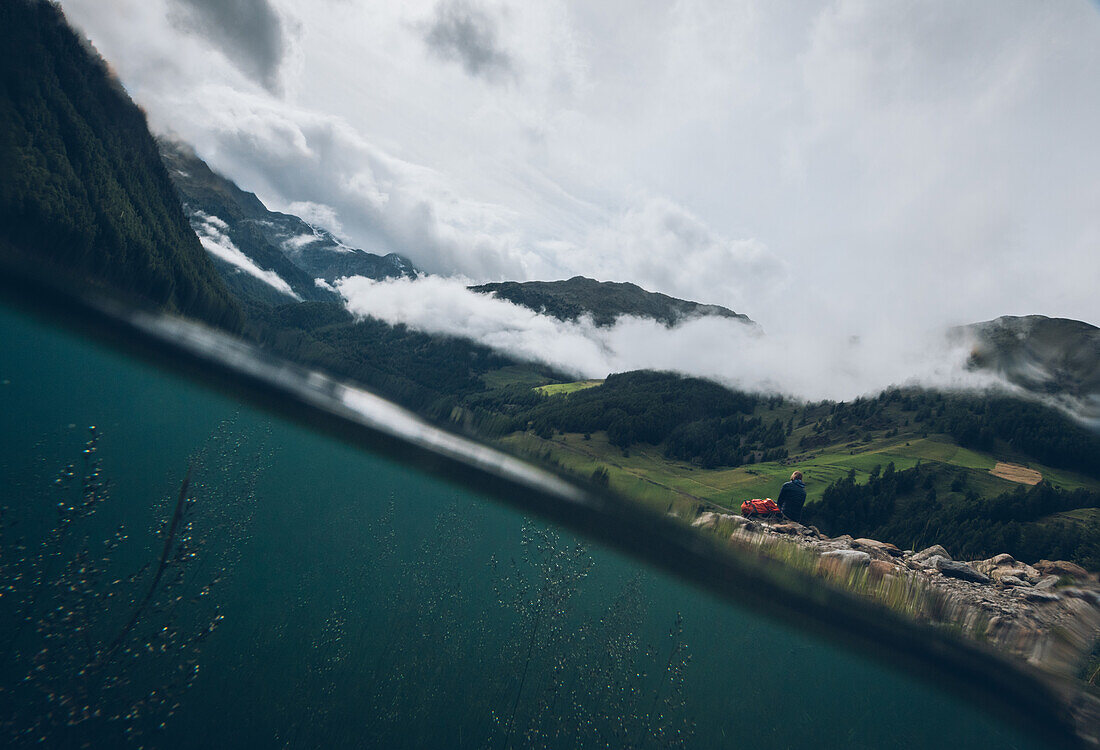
<box><xmin>934</xmin><ymin>558</ymin><xmax>990</xmax><ymax>584</ymax></box>
<box><xmin>770</xmin><ymin>522</ymin><xmax>803</xmax><ymax>535</ymax></box>
<box><xmin>912</xmin><ymin>545</ymin><xmax>951</xmax><ymax>565</ymax></box>
<box><xmin>692</xmin><ymin>512</ymin><xmax>721</xmax><ymax>530</ymax></box>
<box><xmin>818</xmin><ymin>549</ymin><xmax>871</xmax><ymax>574</ymax></box>
<box><xmin>973</xmin><ymin>555</ymin><xmax>1042</xmax><ymax>584</ymax></box>
<box><xmin>1024</xmin><ymin>590</ymin><xmax>1061</xmax><ymax>604</ymax></box>
<box><xmin>728</xmin><ymin>514</ymin><xmax>755</xmax><ymax>528</ymax></box>
<box><xmin>998</xmin><ymin>576</ymin><xmax>1028</xmax><ymax>588</ymax></box>
<box><xmin>853</xmin><ymin>538</ymin><xmax>904</xmax><ymax>557</ymax></box>
<box><xmin>869</xmin><ymin>559</ymin><xmax>898</xmax><ymax>579</ymax></box>
<box><xmin>1033</xmin><ymin>575</ymin><xmax>1060</xmax><ymax>591</ymax></box>
<box><xmin>1033</xmin><ymin>560</ymin><xmax>1089</xmax><ymax>580</ymax></box>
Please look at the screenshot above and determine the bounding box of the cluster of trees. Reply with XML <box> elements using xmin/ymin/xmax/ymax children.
<box><xmin>792</xmin><ymin>388</ymin><xmax>1100</xmax><ymax>481</ymax></box>
<box><xmin>0</xmin><ymin>1</ymin><xmax>242</xmax><ymax>329</ymax></box>
<box><xmin>664</xmin><ymin>415</ymin><xmax>787</xmax><ymax>468</ymax></box>
<box><xmin>805</xmin><ymin>465</ymin><xmax>1100</xmax><ymax>569</ymax></box>
<box><xmin>933</xmin><ymin>396</ymin><xmax>1100</xmax><ymax>479</ymax></box>
<box><xmin>461</xmin><ymin>371</ymin><xmax>772</xmax><ymax>460</ymax></box>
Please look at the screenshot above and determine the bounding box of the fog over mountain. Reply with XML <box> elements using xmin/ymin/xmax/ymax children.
<box><xmin>338</xmin><ymin>275</ymin><xmax>1003</xmax><ymax>404</ymax></box>
<box><xmin>57</xmin><ymin>0</ymin><xmax>1100</xmax><ymax>345</ymax></box>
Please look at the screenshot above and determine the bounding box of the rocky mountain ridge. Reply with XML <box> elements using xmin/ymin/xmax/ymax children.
<box><xmin>962</xmin><ymin>315</ymin><xmax>1100</xmax><ymax>427</ymax></box>
<box><xmin>470</xmin><ymin>276</ymin><xmax>757</xmax><ymax>328</ymax></box>
<box><xmin>159</xmin><ymin>139</ymin><xmax>416</xmax><ymax>306</ymax></box>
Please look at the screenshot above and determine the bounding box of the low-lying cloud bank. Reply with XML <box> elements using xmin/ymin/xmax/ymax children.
<box><xmin>337</xmin><ymin>275</ymin><xmax>1003</xmax><ymax>403</ymax></box>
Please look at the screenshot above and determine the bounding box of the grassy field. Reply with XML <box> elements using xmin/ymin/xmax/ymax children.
<box><xmin>534</xmin><ymin>379</ymin><xmax>604</xmax><ymax>396</ymax></box>
<box><xmin>484</xmin><ymin>371</ymin><xmax>1098</xmax><ymax>521</ymax></box>
<box><xmin>501</xmin><ymin>427</ymin><xmax>1099</xmax><ymax>516</ymax></box>
<box><xmin>480</xmin><ymin>365</ymin><xmax>555</xmax><ymax>389</ymax></box>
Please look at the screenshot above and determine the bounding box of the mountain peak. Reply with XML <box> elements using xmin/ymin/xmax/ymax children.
<box><xmin>469</xmin><ymin>276</ymin><xmax>755</xmax><ymax>328</ymax></box>
<box><xmin>159</xmin><ymin>140</ymin><xmax>418</xmax><ymax>306</ymax></box>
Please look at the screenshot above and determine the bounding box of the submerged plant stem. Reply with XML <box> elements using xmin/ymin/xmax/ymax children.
<box><xmin>94</xmin><ymin>467</ymin><xmax>191</xmax><ymax>668</ymax></box>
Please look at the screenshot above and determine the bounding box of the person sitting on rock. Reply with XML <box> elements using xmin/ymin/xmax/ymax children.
<box><xmin>777</xmin><ymin>471</ymin><xmax>806</xmax><ymax>522</ymax></box>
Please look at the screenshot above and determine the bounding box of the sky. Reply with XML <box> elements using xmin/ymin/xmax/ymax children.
<box><xmin>57</xmin><ymin>0</ymin><xmax>1100</xmax><ymax>400</ymax></box>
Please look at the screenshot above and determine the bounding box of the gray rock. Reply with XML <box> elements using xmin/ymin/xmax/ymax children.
<box><xmin>691</xmin><ymin>512</ymin><xmax>722</xmax><ymax>530</ymax></box>
<box><xmin>819</xmin><ymin>549</ymin><xmax>871</xmax><ymax>568</ymax></box>
<box><xmin>934</xmin><ymin>558</ymin><xmax>991</xmax><ymax>584</ymax></box>
<box><xmin>1024</xmin><ymin>590</ymin><xmax>1061</xmax><ymax>603</ymax></box>
<box><xmin>999</xmin><ymin>576</ymin><xmax>1028</xmax><ymax>588</ymax></box>
<box><xmin>1034</xmin><ymin>575</ymin><xmax>1060</xmax><ymax>591</ymax></box>
<box><xmin>728</xmin><ymin>514</ymin><xmax>755</xmax><ymax>528</ymax></box>
<box><xmin>913</xmin><ymin>545</ymin><xmax>952</xmax><ymax>564</ymax></box>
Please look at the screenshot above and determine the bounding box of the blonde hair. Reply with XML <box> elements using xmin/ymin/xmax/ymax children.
<box><xmin>791</xmin><ymin>471</ymin><xmax>803</xmax><ymax>481</ymax></box>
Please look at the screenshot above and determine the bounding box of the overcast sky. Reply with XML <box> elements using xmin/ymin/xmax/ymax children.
<box><xmin>60</xmin><ymin>0</ymin><xmax>1100</xmax><ymax>338</ymax></box>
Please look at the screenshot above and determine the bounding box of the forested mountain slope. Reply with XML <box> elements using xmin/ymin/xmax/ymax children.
<box><xmin>0</xmin><ymin>0</ymin><xmax>241</xmax><ymax>330</ymax></box>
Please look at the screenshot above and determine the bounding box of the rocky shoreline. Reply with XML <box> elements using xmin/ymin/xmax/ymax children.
<box><xmin>690</xmin><ymin>510</ymin><xmax>1100</xmax><ymax>694</ymax></box>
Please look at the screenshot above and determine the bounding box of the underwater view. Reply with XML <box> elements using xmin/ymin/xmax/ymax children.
<box><xmin>2</xmin><ymin>1</ymin><xmax>1099</xmax><ymax>747</ymax></box>
<box><xmin>0</xmin><ymin>298</ymin><xmax>1085</xmax><ymax>749</ymax></box>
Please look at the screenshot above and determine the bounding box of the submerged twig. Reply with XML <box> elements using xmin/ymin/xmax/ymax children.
<box><xmin>93</xmin><ymin>465</ymin><xmax>192</xmax><ymax>669</ymax></box>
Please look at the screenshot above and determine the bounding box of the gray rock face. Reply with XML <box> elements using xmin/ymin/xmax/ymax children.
<box><xmin>913</xmin><ymin>545</ymin><xmax>952</xmax><ymax>565</ymax></box>
<box><xmin>934</xmin><ymin>558</ymin><xmax>991</xmax><ymax>584</ymax></box>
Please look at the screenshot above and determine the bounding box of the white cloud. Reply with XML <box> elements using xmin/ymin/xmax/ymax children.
<box><xmin>337</xmin><ymin>275</ymin><xmax>1001</xmax><ymax>402</ymax></box>
<box><xmin>58</xmin><ymin>0</ymin><xmax>1100</xmax><ymax>337</ymax></box>
<box><xmin>192</xmin><ymin>211</ymin><xmax>301</xmax><ymax>299</ymax></box>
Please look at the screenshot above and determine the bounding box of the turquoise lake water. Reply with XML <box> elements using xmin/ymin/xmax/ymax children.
<box><xmin>0</xmin><ymin>303</ymin><xmax>1067</xmax><ymax>749</ymax></box>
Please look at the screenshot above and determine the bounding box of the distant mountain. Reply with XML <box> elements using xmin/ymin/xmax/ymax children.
<box><xmin>470</xmin><ymin>276</ymin><xmax>755</xmax><ymax>328</ymax></box>
<box><xmin>960</xmin><ymin>315</ymin><xmax>1100</xmax><ymax>426</ymax></box>
<box><xmin>0</xmin><ymin>0</ymin><xmax>242</xmax><ymax>329</ymax></box>
<box><xmin>159</xmin><ymin>139</ymin><xmax>416</xmax><ymax>306</ymax></box>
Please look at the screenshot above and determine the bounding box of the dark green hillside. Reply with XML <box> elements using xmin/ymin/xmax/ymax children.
<box><xmin>242</xmin><ymin>300</ymin><xmax>564</xmax><ymax>413</ymax></box>
<box><xmin>459</xmin><ymin>378</ymin><xmax>1100</xmax><ymax>567</ymax></box>
<box><xmin>470</xmin><ymin>276</ymin><xmax>755</xmax><ymax>327</ymax></box>
<box><xmin>805</xmin><ymin>466</ymin><xmax>1100</xmax><ymax>570</ymax></box>
<box><xmin>0</xmin><ymin>0</ymin><xmax>241</xmax><ymax>329</ymax></box>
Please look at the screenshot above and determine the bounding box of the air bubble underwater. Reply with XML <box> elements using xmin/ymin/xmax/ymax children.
<box><xmin>0</xmin><ymin>419</ymin><xmax>268</xmax><ymax>748</ymax></box>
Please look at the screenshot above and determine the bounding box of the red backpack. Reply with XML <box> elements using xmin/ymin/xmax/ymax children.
<box><xmin>740</xmin><ymin>498</ymin><xmax>781</xmax><ymax>517</ymax></box>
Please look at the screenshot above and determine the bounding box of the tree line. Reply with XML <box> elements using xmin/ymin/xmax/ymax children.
<box><xmin>804</xmin><ymin>464</ymin><xmax>1100</xmax><ymax>569</ymax></box>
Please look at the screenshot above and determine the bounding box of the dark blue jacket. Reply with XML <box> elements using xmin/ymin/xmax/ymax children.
<box><xmin>777</xmin><ymin>479</ymin><xmax>806</xmax><ymax>520</ymax></box>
